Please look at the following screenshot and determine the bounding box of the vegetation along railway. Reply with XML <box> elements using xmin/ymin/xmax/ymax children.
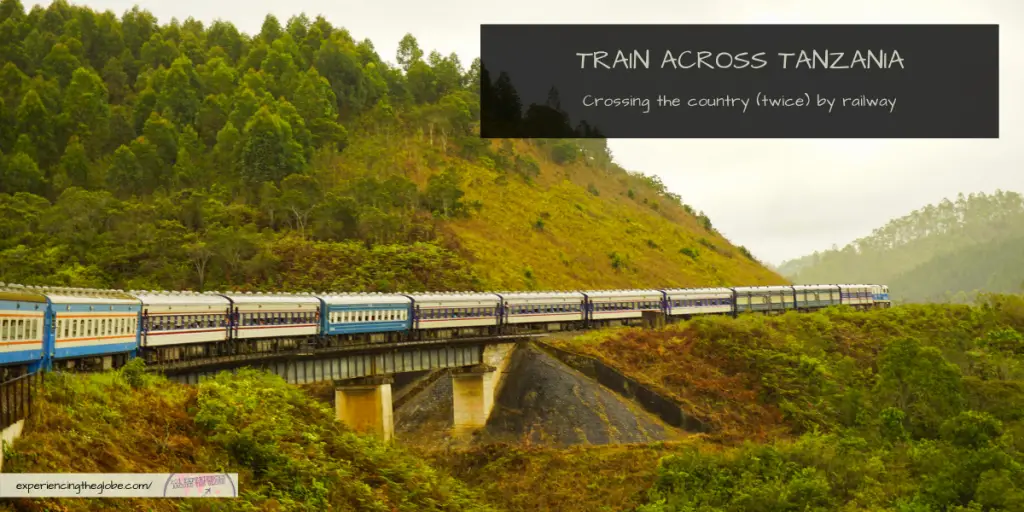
<box><xmin>0</xmin><ymin>283</ymin><xmax>890</xmax><ymax>379</ymax></box>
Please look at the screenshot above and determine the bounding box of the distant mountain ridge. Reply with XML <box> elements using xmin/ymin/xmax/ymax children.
<box><xmin>778</xmin><ymin>190</ymin><xmax>1024</xmax><ymax>302</ymax></box>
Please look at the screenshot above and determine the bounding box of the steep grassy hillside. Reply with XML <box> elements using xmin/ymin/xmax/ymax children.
<box><xmin>780</xmin><ymin>190</ymin><xmax>1024</xmax><ymax>302</ymax></box>
<box><xmin>446</xmin><ymin>141</ymin><xmax>781</xmax><ymax>289</ymax></box>
<box><xmin>0</xmin><ymin>364</ymin><xmax>492</xmax><ymax>512</ymax></box>
<box><xmin>0</xmin><ymin>1</ymin><xmax>782</xmax><ymax>291</ymax></box>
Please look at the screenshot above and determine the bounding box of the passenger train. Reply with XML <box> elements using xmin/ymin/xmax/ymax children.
<box><xmin>0</xmin><ymin>282</ymin><xmax>890</xmax><ymax>378</ymax></box>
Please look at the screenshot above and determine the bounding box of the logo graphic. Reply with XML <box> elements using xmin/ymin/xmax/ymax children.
<box><xmin>163</xmin><ymin>473</ymin><xmax>238</xmax><ymax>498</ymax></box>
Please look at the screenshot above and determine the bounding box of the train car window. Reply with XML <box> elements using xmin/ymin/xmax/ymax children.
<box><xmin>16</xmin><ymin>319</ymin><xmax>24</xmax><ymax>339</ymax></box>
<box><xmin>33</xmin><ymin>319</ymin><xmax>38</xmax><ymax>339</ymax></box>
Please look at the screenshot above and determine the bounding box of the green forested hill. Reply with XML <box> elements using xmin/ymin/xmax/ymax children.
<box><xmin>0</xmin><ymin>0</ymin><xmax>783</xmax><ymax>292</ymax></box>
<box><xmin>779</xmin><ymin>190</ymin><xmax>1024</xmax><ymax>302</ymax></box>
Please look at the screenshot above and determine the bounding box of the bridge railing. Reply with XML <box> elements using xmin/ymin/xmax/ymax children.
<box><xmin>1</xmin><ymin>371</ymin><xmax>42</xmax><ymax>431</ymax></box>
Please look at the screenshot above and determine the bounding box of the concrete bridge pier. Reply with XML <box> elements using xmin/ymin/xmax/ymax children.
<box><xmin>334</xmin><ymin>375</ymin><xmax>395</xmax><ymax>441</ymax></box>
<box><xmin>451</xmin><ymin>364</ymin><xmax>497</xmax><ymax>436</ymax></box>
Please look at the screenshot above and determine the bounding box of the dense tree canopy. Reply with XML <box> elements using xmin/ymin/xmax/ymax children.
<box><xmin>0</xmin><ymin>1</ymin><xmax>769</xmax><ymax>292</ymax></box>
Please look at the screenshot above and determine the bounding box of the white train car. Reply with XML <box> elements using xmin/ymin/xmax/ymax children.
<box><xmin>733</xmin><ymin>285</ymin><xmax>794</xmax><ymax>314</ymax></box>
<box><xmin>133</xmin><ymin>291</ymin><xmax>231</xmax><ymax>362</ymax></box>
<box><xmin>220</xmin><ymin>292</ymin><xmax>321</xmax><ymax>341</ymax></box>
<box><xmin>45</xmin><ymin>287</ymin><xmax>141</xmax><ymax>369</ymax></box>
<box><xmin>409</xmin><ymin>292</ymin><xmax>501</xmax><ymax>335</ymax></box>
<box><xmin>584</xmin><ymin>289</ymin><xmax>664</xmax><ymax>324</ymax></box>
<box><xmin>792</xmin><ymin>284</ymin><xmax>841</xmax><ymax>310</ymax></box>
<box><xmin>839</xmin><ymin>284</ymin><xmax>875</xmax><ymax>309</ymax></box>
<box><xmin>663</xmin><ymin>287</ymin><xmax>734</xmax><ymax>317</ymax></box>
<box><xmin>498</xmin><ymin>291</ymin><xmax>586</xmax><ymax>330</ymax></box>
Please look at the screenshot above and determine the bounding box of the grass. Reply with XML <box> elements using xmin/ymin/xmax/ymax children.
<box><xmin>548</xmin><ymin>303</ymin><xmax>1022</xmax><ymax>442</ymax></box>
<box><xmin>0</xmin><ymin>361</ymin><xmax>494</xmax><ymax>512</ymax></box>
<box><xmin>369</xmin><ymin>136</ymin><xmax>788</xmax><ymax>290</ymax></box>
<box><xmin>421</xmin><ymin>441</ymin><xmax>701</xmax><ymax>512</ymax></box>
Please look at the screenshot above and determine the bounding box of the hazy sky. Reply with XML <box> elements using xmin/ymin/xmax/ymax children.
<box><xmin>43</xmin><ymin>0</ymin><xmax>1024</xmax><ymax>265</ymax></box>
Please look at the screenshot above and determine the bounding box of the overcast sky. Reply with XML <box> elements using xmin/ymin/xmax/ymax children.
<box><xmin>45</xmin><ymin>0</ymin><xmax>1024</xmax><ymax>265</ymax></box>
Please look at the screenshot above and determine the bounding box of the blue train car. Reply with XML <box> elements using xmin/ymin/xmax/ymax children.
<box><xmin>0</xmin><ymin>284</ymin><xmax>48</xmax><ymax>373</ymax></box>
<box><xmin>43</xmin><ymin>287</ymin><xmax>141</xmax><ymax>370</ymax></box>
<box><xmin>318</xmin><ymin>293</ymin><xmax>412</xmax><ymax>341</ymax></box>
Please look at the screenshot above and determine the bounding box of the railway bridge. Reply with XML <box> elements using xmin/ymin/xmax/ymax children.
<box><xmin>150</xmin><ymin>334</ymin><xmax>538</xmax><ymax>440</ymax></box>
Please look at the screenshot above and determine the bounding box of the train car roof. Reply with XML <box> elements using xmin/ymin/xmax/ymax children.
<box><xmin>407</xmin><ymin>292</ymin><xmax>503</xmax><ymax>302</ymax></box>
<box><xmin>319</xmin><ymin>293</ymin><xmax>412</xmax><ymax>305</ymax></box>
<box><xmin>582</xmin><ymin>289</ymin><xmax>664</xmax><ymax>298</ymax></box>
<box><xmin>662</xmin><ymin>287</ymin><xmax>734</xmax><ymax>294</ymax></box>
<box><xmin>217</xmin><ymin>292</ymin><xmax>321</xmax><ymax>304</ymax></box>
<box><xmin>130</xmin><ymin>291</ymin><xmax>232</xmax><ymax>306</ymax></box>
<box><xmin>20</xmin><ymin>285</ymin><xmax>141</xmax><ymax>304</ymax></box>
<box><xmin>496</xmin><ymin>291</ymin><xmax>586</xmax><ymax>300</ymax></box>
<box><xmin>791</xmin><ymin>284</ymin><xmax>841</xmax><ymax>290</ymax></box>
<box><xmin>732</xmin><ymin>285</ymin><xmax>794</xmax><ymax>293</ymax></box>
<box><xmin>0</xmin><ymin>283</ymin><xmax>48</xmax><ymax>303</ymax></box>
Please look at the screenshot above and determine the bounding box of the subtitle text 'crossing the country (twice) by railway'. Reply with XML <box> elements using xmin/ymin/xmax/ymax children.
<box><xmin>580</xmin><ymin>93</ymin><xmax>897</xmax><ymax>114</ymax></box>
